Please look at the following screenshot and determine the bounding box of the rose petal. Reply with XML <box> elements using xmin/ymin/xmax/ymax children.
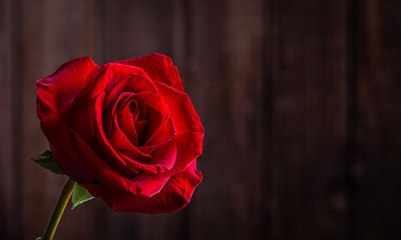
<box><xmin>135</xmin><ymin>117</ymin><xmax>176</xmax><ymax>155</ymax></box>
<box><xmin>155</xmin><ymin>82</ymin><xmax>204</xmax><ymax>177</ymax></box>
<box><xmin>37</xmin><ymin>57</ymin><xmax>99</xmax><ymax>117</ymax></box>
<box><xmin>72</xmin><ymin>128</ymin><xmax>135</xmax><ymax>191</ymax></box>
<box><xmin>136</xmin><ymin>145</ymin><xmax>157</xmax><ymax>155</ymax></box>
<box><xmin>50</xmin><ymin>144</ymin><xmax>94</xmax><ymax>183</ymax></box>
<box><xmin>116</xmin><ymin>99</ymin><xmax>139</xmax><ymax>146</ymax></box>
<box><xmin>133</xmin><ymin>120</ymin><xmax>148</xmax><ymax>139</ymax></box>
<box><xmin>110</xmin><ymin>126</ymin><xmax>151</xmax><ymax>163</ymax></box>
<box><xmin>108</xmin><ymin>95</ymin><xmax>152</xmax><ymax>161</ymax></box>
<box><xmin>128</xmin><ymin>173</ymin><xmax>170</xmax><ymax>197</ymax></box>
<box><xmin>81</xmin><ymin>161</ymin><xmax>202</xmax><ymax>214</ymax></box>
<box><xmin>64</xmin><ymin>101</ymin><xmax>93</xmax><ymax>144</ymax></box>
<box><xmin>118</xmin><ymin>139</ymin><xmax>177</xmax><ymax>174</ymax></box>
<box><xmin>147</xmin><ymin>139</ymin><xmax>177</xmax><ymax>171</ymax></box>
<box><xmin>36</xmin><ymin>56</ymin><xmax>99</xmax><ymax>156</ymax></box>
<box><xmin>102</xmin><ymin>92</ymin><xmax>134</xmax><ymax>139</ymax></box>
<box><xmin>114</xmin><ymin>53</ymin><xmax>184</xmax><ymax>92</ymax></box>
<box><xmin>91</xmin><ymin>92</ymin><xmax>140</xmax><ymax>177</ymax></box>
<box><xmin>90</xmin><ymin>63</ymin><xmax>157</xmax><ymax>103</ymax></box>
<box><xmin>147</xmin><ymin>116</ymin><xmax>176</xmax><ymax>146</ymax></box>
<box><xmin>133</xmin><ymin>92</ymin><xmax>172</xmax><ymax>146</ymax></box>
<box><xmin>76</xmin><ymin>126</ymin><xmax>178</xmax><ymax>197</ymax></box>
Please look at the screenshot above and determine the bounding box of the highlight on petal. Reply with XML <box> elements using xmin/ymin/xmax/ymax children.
<box><xmin>114</xmin><ymin>53</ymin><xmax>184</xmax><ymax>92</ymax></box>
<box><xmin>37</xmin><ymin>56</ymin><xmax>99</xmax><ymax>118</ymax></box>
<box><xmin>155</xmin><ymin>83</ymin><xmax>203</xmax><ymax>135</ymax></box>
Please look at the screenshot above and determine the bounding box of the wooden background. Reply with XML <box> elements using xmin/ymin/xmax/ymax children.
<box><xmin>1</xmin><ymin>0</ymin><xmax>400</xmax><ymax>239</ymax></box>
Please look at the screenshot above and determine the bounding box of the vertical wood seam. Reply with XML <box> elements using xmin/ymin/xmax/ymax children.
<box><xmin>261</xmin><ymin>0</ymin><xmax>274</xmax><ymax>239</ymax></box>
<box><xmin>344</xmin><ymin>0</ymin><xmax>357</xmax><ymax>239</ymax></box>
<box><xmin>6</xmin><ymin>0</ymin><xmax>22</xmax><ymax>239</ymax></box>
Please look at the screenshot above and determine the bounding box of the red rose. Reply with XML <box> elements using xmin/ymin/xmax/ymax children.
<box><xmin>36</xmin><ymin>54</ymin><xmax>204</xmax><ymax>214</ymax></box>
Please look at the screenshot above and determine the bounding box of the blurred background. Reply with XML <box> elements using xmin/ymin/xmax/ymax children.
<box><xmin>1</xmin><ymin>0</ymin><xmax>400</xmax><ymax>239</ymax></box>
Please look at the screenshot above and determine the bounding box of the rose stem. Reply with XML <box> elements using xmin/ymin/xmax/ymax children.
<box><xmin>39</xmin><ymin>178</ymin><xmax>75</xmax><ymax>240</ymax></box>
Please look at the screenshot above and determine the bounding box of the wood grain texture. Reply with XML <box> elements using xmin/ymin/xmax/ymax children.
<box><xmin>187</xmin><ymin>1</ymin><xmax>266</xmax><ymax>239</ymax></box>
<box><xmin>0</xmin><ymin>0</ymin><xmax>13</xmax><ymax>238</ymax></box>
<box><xmin>353</xmin><ymin>0</ymin><xmax>401</xmax><ymax>239</ymax></box>
<box><xmin>2</xmin><ymin>0</ymin><xmax>23</xmax><ymax>239</ymax></box>
<box><xmin>0</xmin><ymin>0</ymin><xmax>8</xmax><ymax>233</ymax></box>
<box><xmin>0</xmin><ymin>0</ymin><xmax>400</xmax><ymax>239</ymax></box>
<box><xmin>268</xmin><ymin>1</ymin><xmax>349</xmax><ymax>239</ymax></box>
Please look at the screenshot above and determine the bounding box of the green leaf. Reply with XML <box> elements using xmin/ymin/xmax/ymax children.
<box><xmin>72</xmin><ymin>182</ymin><xmax>94</xmax><ymax>209</ymax></box>
<box><xmin>31</xmin><ymin>150</ymin><xmax>64</xmax><ymax>174</ymax></box>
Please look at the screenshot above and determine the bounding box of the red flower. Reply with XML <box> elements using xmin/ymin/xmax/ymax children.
<box><xmin>36</xmin><ymin>54</ymin><xmax>204</xmax><ymax>214</ymax></box>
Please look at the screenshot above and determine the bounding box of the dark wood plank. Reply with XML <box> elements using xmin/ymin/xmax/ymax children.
<box><xmin>95</xmin><ymin>0</ymin><xmax>175</xmax><ymax>64</ymax></box>
<box><xmin>184</xmin><ymin>0</ymin><xmax>266</xmax><ymax>239</ymax></box>
<box><xmin>269</xmin><ymin>0</ymin><xmax>349</xmax><ymax>239</ymax></box>
<box><xmin>0</xmin><ymin>0</ymin><xmax>8</xmax><ymax>231</ymax></box>
<box><xmin>353</xmin><ymin>0</ymin><xmax>401</xmax><ymax>239</ymax></box>
<box><xmin>1</xmin><ymin>0</ymin><xmax>23</xmax><ymax>239</ymax></box>
<box><xmin>0</xmin><ymin>0</ymin><xmax>8</xmax><ymax>236</ymax></box>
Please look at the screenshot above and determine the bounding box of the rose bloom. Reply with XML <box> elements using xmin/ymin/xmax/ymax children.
<box><xmin>36</xmin><ymin>54</ymin><xmax>204</xmax><ymax>214</ymax></box>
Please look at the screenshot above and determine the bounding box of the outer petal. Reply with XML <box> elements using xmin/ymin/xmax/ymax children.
<box><xmin>155</xmin><ymin>82</ymin><xmax>204</xmax><ymax>177</ymax></box>
<box><xmin>36</xmin><ymin>56</ymin><xmax>99</xmax><ymax>157</ymax></box>
<box><xmin>74</xmin><ymin>129</ymin><xmax>170</xmax><ymax>197</ymax></box>
<box><xmin>89</xmin><ymin>63</ymin><xmax>157</xmax><ymax>103</ymax></box>
<box><xmin>50</xmin><ymin>145</ymin><xmax>94</xmax><ymax>183</ymax></box>
<box><xmin>75</xmin><ymin>126</ymin><xmax>179</xmax><ymax>197</ymax></box>
<box><xmin>81</xmin><ymin>161</ymin><xmax>202</xmax><ymax>214</ymax></box>
<box><xmin>72</xmin><ymin>128</ymin><xmax>134</xmax><ymax>191</ymax></box>
<box><xmin>114</xmin><ymin>53</ymin><xmax>184</xmax><ymax>92</ymax></box>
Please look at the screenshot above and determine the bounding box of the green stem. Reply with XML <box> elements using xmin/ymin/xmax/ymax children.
<box><xmin>38</xmin><ymin>178</ymin><xmax>75</xmax><ymax>240</ymax></box>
